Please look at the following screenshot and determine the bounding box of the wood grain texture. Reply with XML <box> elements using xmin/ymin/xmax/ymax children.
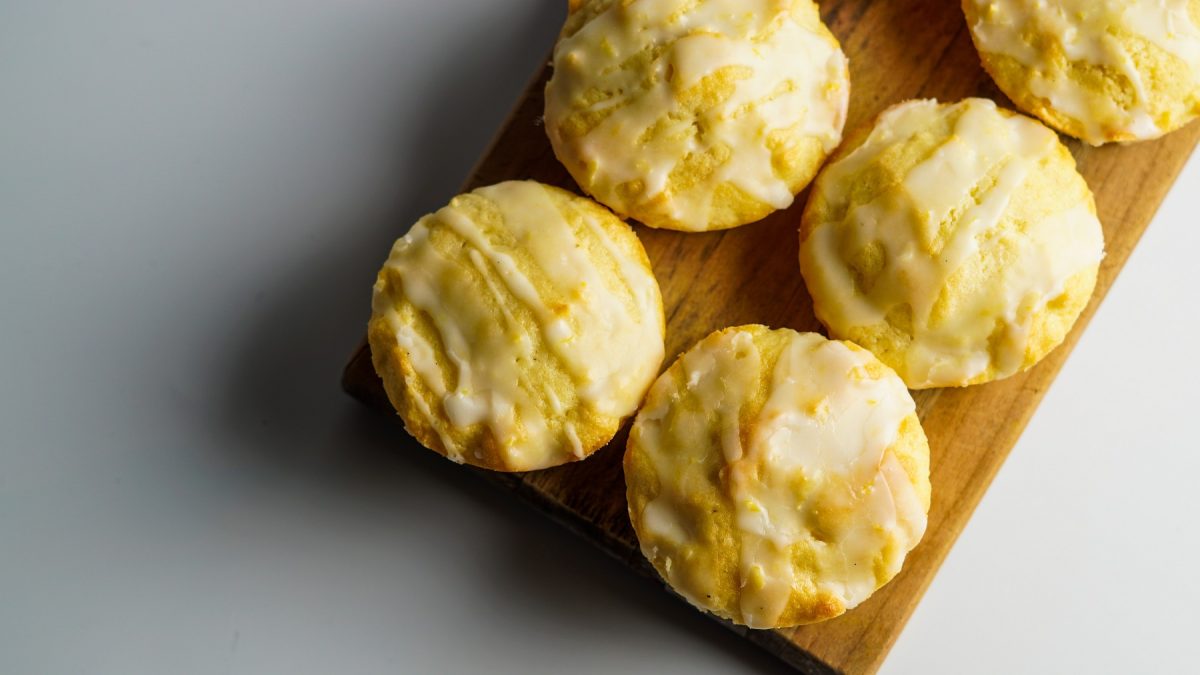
<box><xmin>341</xmin><ymin>1</ymin><xmax>1200</xmax><ymax>672</ymax></box>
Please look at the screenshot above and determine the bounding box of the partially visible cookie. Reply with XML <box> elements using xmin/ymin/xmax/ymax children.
<box><xmin>963</xmin><ymin>0</ymin><xmax>1200</xmax><ymax>144</ymax></box>
<box><xmin>369</xmin><ymin>180</ymin><xmax>665</xmax><ymax>472</ymax></box>
<box><xmin>545</xmin><ymin>0</ymin><xmax>849</xmax><ymax>231</ymax></box>
<box><xmin>799</xmin><ymin>98</ymin><xmax>1105</xmax><ymax>389</ymax></box>
<box><xmin>625</xmin><ymin>326</ymin><xmax>930</xmax><ymax>628</ymax></box>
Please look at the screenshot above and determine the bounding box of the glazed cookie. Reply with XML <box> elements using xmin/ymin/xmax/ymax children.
<box><xmin>799</xmin><ymin>98</ymin><xmax>1106</xmax><ymax>390</ymax></box>
<box><xmin>545</xmin><ymin>0</ymin><xmax>849</xmax><ymax>232</ymax></box>
<box><xmin>625</xmin><ymin>326</ymin><xmax>930</xmax><ymax>628</ymax></box>
<box><xmin>369</xmin><ymin>180</ymin><xmax>665</xmax><ymax>472</ymax></box>
<box><xmin>963</xmin><ymin>0</ymin><xmax>1200</xmax><ymax>144</ymax></box>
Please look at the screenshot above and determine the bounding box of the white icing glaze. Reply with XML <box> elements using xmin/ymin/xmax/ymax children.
<box><xmin>802</xmin><ymin>99</ymin><xmax>1106</xmax><ymax>388</ymax></box>
<box><xmin>373</xmin><ymin>181</ymin><xmax>664</xmax><ymax>470</ymax></box>
<box><xmin>642</xmin><ymin>497</ymin><xmax>690</xmax><ymax>544</ymax></box>
<box><xmin>967</xmin><ymin>0</ymin><xmax>1200</xmax><ymax>143</ymax></box>
<box><xmin>631</xmin><ymin>328</ymin><xmax>764</xmax><ymax>612</ymax></box>
<box><xmin>629</xmin><ymin>328</ymin><xmax>927</xmax><ymax>628</ymax></box>
<box><xmin>564</xmin><ymin>422</ymin><xmax>585</xmax><ymax>459</ymax></box>
<box><xmin>545</xmin><ymin>0</ymin><xmax>849</xmax><ymax>230</ymax></box>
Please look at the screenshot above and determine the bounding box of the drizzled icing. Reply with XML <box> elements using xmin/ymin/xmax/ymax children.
<box><xmin>801</xmin><ymin>99</ymin><xmax>1106</xmax><ymax>389</ymax></box>
<box><xmin>966</xmin><ymin>0</ymin><xmax>1200</xmax><ymax>144</ymax></box>
<box><xmin>372</xmin><ymin>181</ymin><xmax>664</xmax><ymax>471</ymax></box>
<box><xmin>545</xmin><ymin>0</ymin><xmax>849</xmax><ymax>231</ymax></box>
<box><xmin>628</xmin><ymin>327</ymin><xmax>928</xmax><ymax>629</ymax></box>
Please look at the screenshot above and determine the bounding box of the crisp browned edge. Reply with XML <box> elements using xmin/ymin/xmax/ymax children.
<box><xmin>339</xmin><ymin>15</ymin><xmax>1200</xmax><ymax>675</ymax></box>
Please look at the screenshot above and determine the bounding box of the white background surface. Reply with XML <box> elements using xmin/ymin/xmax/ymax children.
<box><xmin>2</xmin><ymin>1</ymin><xmax>1197</xmax><ymax>673</ymax></box>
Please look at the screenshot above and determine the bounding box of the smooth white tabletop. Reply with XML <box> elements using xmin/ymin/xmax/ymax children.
<box><xmin>2</xmin><ymin>2</ymin><xmax>1197</xmax><ymax>673</ymax></box>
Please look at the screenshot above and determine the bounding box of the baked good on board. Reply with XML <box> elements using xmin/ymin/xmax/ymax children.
<box><xmin>625</xmin><ymin>325</ymin><xmax>930</xmax><ymax>628</ymax></box>
<box><xmin>799</xmin><ymin>98</ymin><xmax>1105</xmax><ymax>389</ymax></box>
<box><xmin>369</xmin><ymin>180</ymin><xmax>665</xmax><ymax>471</ymax></box>
<box><xmin>545</xmin><ymin>0</ymin><xmax>849</xmax><ymax>231</ymax></box>
<box><xmin>963</xmin><ymin>0</ymin><xmax>1200</xmax><ymax>144</ymax></box>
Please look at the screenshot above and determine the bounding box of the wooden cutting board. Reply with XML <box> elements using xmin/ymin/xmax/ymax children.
<box><xmin>342</xmin><ymin>1</ymin><xmax>1200</xmax><ymax>672</ymax></box>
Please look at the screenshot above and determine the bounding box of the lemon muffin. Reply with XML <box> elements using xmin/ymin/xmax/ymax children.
<box><xmin>799</xmin><ymin>98</ymin><xmax>1106</xmax><ymax>390</ymax></box>
<box><xmin>625</xmin><ymin>326</ymin><xmax>931</xmax><ymax>628</ymax></box>
<box><xmin>369</xmin><ymin>180</ymin><xmax>665</xmax><ymax>472</ymax></box>
<box><xmin>963</xmin><ymin>0</ymin><xmax>1200</xmax><ymax>145</ymax></box>
<box><xmin>544</xmin><ymin>0</ymin><xmax>850</xmax><ymax>232</ymax></box>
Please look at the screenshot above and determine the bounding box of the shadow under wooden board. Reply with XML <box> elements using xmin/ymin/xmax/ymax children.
<box><xmin>342</xmin><ymin>1</ymin><xmax>1200</xmax><ymax>673</ymax></box>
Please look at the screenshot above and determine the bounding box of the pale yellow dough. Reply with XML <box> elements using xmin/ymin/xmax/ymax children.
<box><xmin>963</xmin><ymin>0</ymin><xmax>1200</xmax><ymax>144</ymax></box>
<box><xmin>625</xmin><ymin>325</ymin><xmax>931</xmax><ymax>628</ymax></box>
<box><xmin>545</xmin><ymin>0</ymin><xmax>849</xmax><ymax>232</ymax></box>
<box><xmin>369</xmin><ymin>181</ymin><xmax>665</xmax><ymax>472</ymax></box>
<box><xmin>799</xmin><ymin>98</ymin><xmax>1105</xmax><ymax>390</ymax></box>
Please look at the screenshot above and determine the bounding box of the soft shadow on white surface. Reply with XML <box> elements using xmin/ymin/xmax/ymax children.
<box><xmin>0</xmin><ymin>2</ymin><xmax>790</xmax><ymax>674</ymax></box>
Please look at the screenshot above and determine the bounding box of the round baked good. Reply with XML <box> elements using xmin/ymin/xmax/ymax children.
<box><xmin>963</xmin><ymin>0</ymin><xmax>1200</xmax><ymax>145</ymax></box>
<box><xmin>369</xmin><ymin>180</ymin><xmax>665</xmax><ymax>472</ymax></box>
<box><xmin>625</xmin><ymin>325</ymin><xmax>931</xmax><ymax>628</ymax></box>
<box><xmin>544</xmin><ymin>0</ymin><xmax>849</xmax><ymax>232</ymax></box>
<box><xmin>799</xmin><ymin>98</ymin><xmax>1106</xmax><ymax>390</ymax></box>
